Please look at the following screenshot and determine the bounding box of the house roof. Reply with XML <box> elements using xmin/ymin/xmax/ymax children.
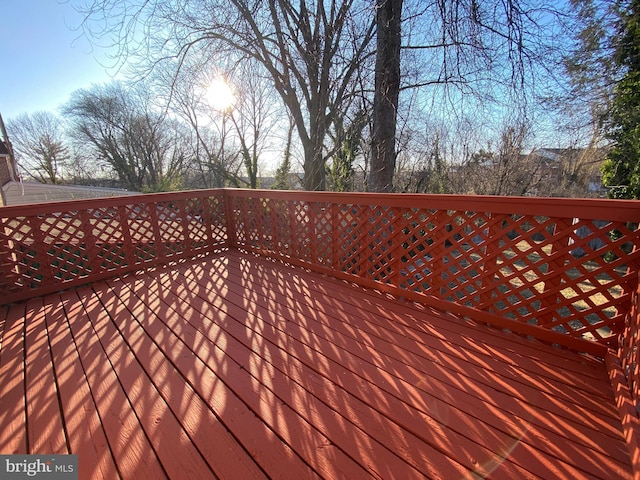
<box><xmin>1</xmin><ymin>180</ymin><xmax>138</xmax><ymax>206</ymax></box>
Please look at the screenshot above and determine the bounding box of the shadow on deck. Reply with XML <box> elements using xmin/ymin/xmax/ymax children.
<box><xmin>0</xmin><ymin>251</ymin><xmax>632</xmax><ymax>479</ymax></box>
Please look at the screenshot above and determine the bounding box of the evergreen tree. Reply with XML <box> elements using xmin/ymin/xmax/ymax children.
<box><xmin>602</xmin><ymin>0</ymin><xmax>640</xmax><ymax>199</ymax></box>
<box><xmin>272</xmin><ymin>120</ymin><xmax>294</xmax><ymax>190</ymax></box>
<box><xmin>327</xmin><ymin>112</ymin><xmax>366</xmax><ymax>192</ymax></box>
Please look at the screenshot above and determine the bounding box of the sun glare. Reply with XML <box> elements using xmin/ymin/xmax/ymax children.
<box><xmin>206</xmin><ymin>78</ymin><xmax>236</xmax><ymax>111</ymax></box>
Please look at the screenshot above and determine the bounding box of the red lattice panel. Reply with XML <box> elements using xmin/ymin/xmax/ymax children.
<box><xmin>183</xmin><ymin>197</ymin><xmax>209</xmax><ymax>253</ymax></box>
<box><xmin>229</xmin><ymin>196</ymin><xmax>333</xmax><ymax>267</ymax></box>
<box><xmin>122</xmin><ymin>203</ymin><xmax>157</xmax><ymax>263</ymax></box>
<box><xmin>156</xmin><ymin>201</ymin><xmax>187</xmax><ymax>258</ymax></box>
<box><xmin>233</xmin><ymin>196</ymin><xmax>263</xmax><ymax>248</ymax></box>
<box><xmin>1</xmin><ymin>190</ymin><xmax>228</xmax><ymax>304</ymax></box>
<box><xmin>393</xmin><ymin>211</ymin><xmax>640</xmax><ymax>345</ymax></box>
<box><xmin>310</xmin><ymin>202</ymin><xmax>333</xmax><ymax>268</ymax></box>
<box><xmin>39</xmin><ymin>210</ymin><xmax>93</xmax><ymax>283</ymax></box>
<box><xmin>204</xmin><ymin>195</ymin><xmax>227</xmax><ymax>243</ymax></box>
<box><xmin>0</xmin><ymin>215</ymin><xmax>42</xmax><ymax>293</ymax></box>
<box><xmin>333</xmin><ymin>204</ymin><xmax>397</xmax><ymax>282</ymax></box>
<box><xmin>3</xmin><ymin>189</ymin><xmax>639</xmax><ymax>348</ymax></box>
<box><xmin>619</xmin><ymin>270</ymin><xmax>640</xmax><ymax>405</ymax></box>
<box><xmin>227</xmin><ymin>191</ymin><xmax>640</xmax><ymax>347</ymax></box>
<box><xmin>88</xmin><ymin>205</ymin><xmax>128</xmax><ymax>271</ymax></box>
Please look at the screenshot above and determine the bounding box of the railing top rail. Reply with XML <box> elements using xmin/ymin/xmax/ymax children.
<box><xmin>0</xmin><ymin>188</ymin><xmax>225</xmax><ymax>217</ymax></box>
<box><xmin>224</xmin><ymin>189</ymin><xmax>640</xmax><ymax>222</ymax></box>
<box><xmin>3</xmin><ymin>188</ymin><xmax>638</xmax><ymax>223</ymax></box>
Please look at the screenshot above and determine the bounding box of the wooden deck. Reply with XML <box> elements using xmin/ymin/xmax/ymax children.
<box><xmin>0</xmin><ymin>251</ymin><xmax>634</xmax><ymax>479</ymax></box>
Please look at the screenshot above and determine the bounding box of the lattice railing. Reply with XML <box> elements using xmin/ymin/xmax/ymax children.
<box><xmin>0</xmin><ymin>190</ymin><xmax>228</xmax><ymax>304</ymax></box>
<box><xmin>619</xmin><ymin>270</ymin><xmax>640</xmax><ymax>404</ymax></box>
<box><xmin>2</xmin><ymin>188</ymin><xmax>640</xmax><ymax>352</ymax></box>
<box><xmin>226</xmin><ymin>191</ymin><xmax>640</xmax><ymax>351</ymax></box>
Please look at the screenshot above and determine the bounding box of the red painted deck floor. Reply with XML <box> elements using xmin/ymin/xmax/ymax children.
<box><xmin>0</xmin><ymin>251</ymin><xmax>633</xmax><ymax>479</ymax></box>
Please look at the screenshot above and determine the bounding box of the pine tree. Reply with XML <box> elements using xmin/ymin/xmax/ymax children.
<box><xmin>602</xmin><ymin>0</ymin><xmax>640</xmax><ymax>199</ymax></box>
<box><xmin>272</xmin><ymin>120</ymin><xmax>294</xmax><ymax>190</ymax></box>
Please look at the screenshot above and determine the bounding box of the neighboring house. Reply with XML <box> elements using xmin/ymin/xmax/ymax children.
<box><xmin>528</xmin><ymin>147</ymin><xmax>609</xmax><ymax>197</ymax></box>
<box><xmin>0</xmin><ymin>138</ymin><xmax>19</xmax><ymax>207</ymax></box>
<box><xmin>0</xmin><ymin>137</ymin><xmax>137</xmax><ymax>207</ymax></box>
<box><xmin>1</xmin><ymin>180</ymin><xmax>138</xmax><ymax>206</ymax></box>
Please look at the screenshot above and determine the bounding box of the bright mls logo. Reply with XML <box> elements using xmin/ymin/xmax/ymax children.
<box><xmin>0</xmin><ymin>455</ymin><xmax>77</xmax><ymax>479</ymax></box>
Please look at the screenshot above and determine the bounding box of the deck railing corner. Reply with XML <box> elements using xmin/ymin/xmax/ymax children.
<box><xmin>3</xmin><ymin>188</ymin><xmax>640</xmax><ymax>357</ymax></box>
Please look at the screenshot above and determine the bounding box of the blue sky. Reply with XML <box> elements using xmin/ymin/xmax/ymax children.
<box><xmin>0</xmin><ymin>0</ymin><xmax>117</xmax><ymax>121</ymax></box>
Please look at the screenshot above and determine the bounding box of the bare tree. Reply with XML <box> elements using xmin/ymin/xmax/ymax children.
<box><xmin>153</xmin><ymin>58</ymin><xmax>282</xmax><ymax>189</ymax></box>
<box><xmin>272</xmin><ymin>116</ymin><xmax>297</xmax><ymax>190</ymax></box>
<box><xmin>76</xmin><ymin>0</ymin><xmax>376</xmax><ymax>191</ymax></box>
<box><xmin>410</xmin><ymin>132</ymin><xmax>451</xmax><ymax>193</ymax></box>
<box><xmin>459</xmin><ymin>123</ymin><xmax>541</xmax><ymax>196</ymax></box>
<box><xmin>64</xmin><ymin>82</ymin><xmax>187</xmax><ymax>191</ymax></box>
<box><xmin>560</xmin><ymin>0</ymin><xmax>620</xmax><ymax>139</ymax></box>
<box><xmin>7</xmin><ymin>112</ymin><xmax>69</xmax><ymax>184</ymax></box>
<box><xmin>327</xmin><ymin>111</ymin><xmax>367</xmax><ymax>192</ymax></box>
<box><xmin>75</xmin><ymin>0</ymin><xmax>577</xmax><ymax>193</ymax></box>
<box><xmin>159</xmin><ymin>67</ymin><xmax>243</xmax><ymax>189</ymax></box>
<box><xmin>370</xmin><ymin>0</ymin><xmax>574</xmax><ymax>191</ymax></box>
<box><xmin>228</xmin><ymin>64</ymin><xmax>283</xmax><ymax>189</ymax></box>
<box><xmin>370</xmin><ymin>0</ymin><xmax>402</xmax><ymax>192</ymax></box>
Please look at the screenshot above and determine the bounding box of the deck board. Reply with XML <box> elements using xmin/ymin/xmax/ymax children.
<box><xmin>0</xmin><ymin>302</ymin><xmax>27</xmax><ymax>455</ymax></box>
<box><xmin>62</xmin><ymin>289</ymin><xmax>169</xmax><ymax>480</ymax></box>
<box><xmin>101</xmin><ymin>277</ymin><xmax>306</xmax><ymax>480</ymax></box>
<box><xmin>111</xmin><ymin>275</ymin><xmax>380</xmax><ymax>480</ymax></box>
<box><xmin>78</xmin><ymin>287</ymin><xmax>218</xmax><ymax>480</ymax></box>
<box><xmin>131</xmin><ymin>262</ymin><xmax>470</xmax><ymax>479</ymax></box>
<box><xmin>183</xmin><ymin>253</ymin><xmax>630</xmax><ymax>478</ymax></box>
<box><xmin>24</xmin><ymin>297</ymin><xmax>68</xmax><ymax>455</ymax></box>
<box><xmin>0</xmin><ymin>251</ymin><xmax>634</xmax><ymax>479</ymax></box>
<box><xmin>43</xmin><ymin>293</ymin><xmax>120</xmax><ymax>480</ymax></box>
<box><xmin>218</xmin><ymin>258</ymin><xmax>626</xmax><ymax>442</ymax></box>
<box><xmin>233</xmin><ymin>256</ymin><xmax>616</xmax><ymax>416</ymax></box>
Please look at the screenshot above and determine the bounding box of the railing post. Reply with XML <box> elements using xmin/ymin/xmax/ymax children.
<box><xmin>117</xmin><ymin>205</ymin><xmax>136</xmax><ymax>267</ymax></box>
<box><xmin>28</xmin><ymin>214</ymin><xmax>55</xmax><ymax>289</ymax></box>
<box><xmin>79</xmin><ymin>209</ymin><xmax>101</xmax><ymax>277</ymax></box>
<box><xmin>331</xmin><ymin>203</ymin><xmax>339</xmax><ymax>274</ymax></box>
<box><xmin>178</xmin><ymin>198</ymin><xmax>192</xmax><ymax>258</ymax></box>
<box><xmin>223</xmin><ymin>191</ymin><xmax>237</xmax><ymax>249</ymax></box>
<box><xmin>309</xmin><ymin>201</ymin><xmax>316</xmax><ymax>263</ymax></box>
<box><xmin>617</xmin><ymin>232</ymin><xmax>640</xmax><ymax>345</ymax></box>
<box><xmin>624</xmin><ymin>269</ymin><xmax>640</xmax><ymax>397</ymax></box>
<box><xmin>149</xmin><ymin>201</ymin><xmax>166</xmax><ymax>264</ymax></box>
<box><xmin>391</xmin><ymin>208</ymin><xmax>407</xmax><ymax>287</ymax></box>
<box><xmin>429</xmin><ymin>210</ymin><xmax>450</xmax><ymax>299</ymax></box>
<box><xmin>609</xmin><ymin>268</ymin><xmax>640</xmax><ymax>478</ymax></box>
<box><xmin>0</xmin><ymin>227</ymin><xmax>20</xmax><ymax>294</ymax></box>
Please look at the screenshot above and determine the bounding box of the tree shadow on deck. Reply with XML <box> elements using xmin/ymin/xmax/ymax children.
<box><xmin>0</xmin><ymin>252</ymin><xmax>634</xmax><ymax>479</ymax></box>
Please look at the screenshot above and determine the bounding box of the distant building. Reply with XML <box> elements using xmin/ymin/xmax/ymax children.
<box><xmin>0</xmin><ymin>117</ymin><xmax>137</xmax><ymax>206</ymax></box>
<box><xmin>0</xmin><ymin>140</ymin><xmax>18</xmax><ymax>204</ymax></box>
<box><xmin>528</xmin><ymin>147</ymin><xmax>609</xmax><ymax>197</ymax></box>
<box><xmin>257</xmin><ymin>173</ymin><xmax>304</xmax><ymax>190</ymax></box>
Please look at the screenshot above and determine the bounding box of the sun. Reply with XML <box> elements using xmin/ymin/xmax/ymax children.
<box><xmin>206</xmin><ymin>78</ymin><xmax>236</xmax><ymax>111</ymax></box>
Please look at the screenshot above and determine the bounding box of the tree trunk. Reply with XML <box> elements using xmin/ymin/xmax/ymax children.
<box><xmin>370</xmin><ymin>0</ymin><xmax>402</xmax><ymax>193</ymax></box>
<box><xmin>303</xmin><ymin>141</ymin><xmax>327</xmax><ymax>191</ymax></box>
<box><xmin>302</xmin><ymin>98</ymin><xmax>327</xmax><ymax>191</ymax></box>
